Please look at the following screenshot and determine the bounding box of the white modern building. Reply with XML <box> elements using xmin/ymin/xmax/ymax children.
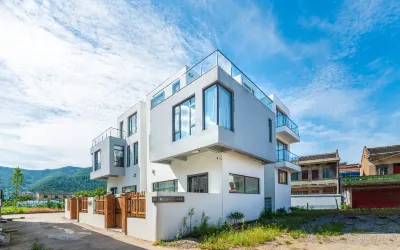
<box><xmin>88</xmin><ymin>50</ymin><xmax>300</xmax><ymax>241</ymax></box>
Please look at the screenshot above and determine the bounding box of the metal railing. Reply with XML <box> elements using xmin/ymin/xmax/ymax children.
<box><xmin>151</xmin><ymin>50</ymin><xmax>273</xmax><ymax>110</ymax></box>
<box><xmin>276</xmin><ymin>149</ymin><xmax>299</xmax><ymax>165</ymax></box>
<box><xmin>92</xmin><ymin>127</ymin><xmax>125</xmax><ymax>146</ymax></box>
<box><xmin>341</xmin><ymin>174</ymin><xmax>400</xmax><ymax>185</ymax></box>
<box><xmin>276</xmin><ymin>114</ymin><xmax>299</xmax><ymax>136</ymax></box>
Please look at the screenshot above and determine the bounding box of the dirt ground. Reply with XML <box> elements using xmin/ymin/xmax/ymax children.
<box><xmin>1</xmin><ymin>213</ymin><xmax>400</xmax><ymax>250</ymax></box>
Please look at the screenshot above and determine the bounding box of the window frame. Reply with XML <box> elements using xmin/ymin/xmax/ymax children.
<box><xmin>173</xmin><ymin>95</ymin><xmax>196</xmax><ymax>141</ymax></box>
<box><xmin>291</xmin><ymin>172</ymin><xmax>299</xmax><ymax>181</ymax></box>
<box><xmin>119</xmin><ymin>121</ymin><xmax>124</xmax><ymax>138</ymax></box>
<box><xmin>122</xmin><ymin>185</ymin><xmax>137</xmax><ymax>193</ymax></box>
<box><xmin>110</xmin><ymin>187</ymin><xmax>118</xmax><ymax>195</ymax></box>
<box><xmin>113</xmin><ymin>145</ymin><xmax>124</xmax><ymax>168</ymax></box>
<box><xmin>172</xmin><ymin>80</ymin><xmax>180</xmax><ymax>94</ymax></box>
<box><xmin>153</xmin><ymin>179</ymin><xmax>178</xmax><ymax>192</ymax></box>
<box><xmin>152</xmin><ymin>91</ymin><xmax>165</xmax><ymax>108</ymax></box>
<box><xmin>229</xmin><ymin>173</ymin><xmax>260</xmax><ymax>194</ymax></box>
<box><xmin>133</xmin><ymin>142</ymin><xmax>138</xmax><ymax>165</ymax></box>
<box><xmin>301</xmin><ymin>170</ymin><xmax>308</xmax><ymax>180</ymax></box>
<box><xmin>126</xmin><ymin>145</ymin><xmax>131</xmax><ymax>167</ymax></box>
<box><xmin>202</xmin><ymin>83</ymin><xmax>234</xmax><ymax>131</ymax></box>
<box><xmin>278</xmin><ymin>170</ymin><xmax>288</xmax><ymax>185</ymax></box>
<box><xmin>377</xmin><ymin>165</ymin><xmax>388</xmax><ymax>175</ymax></box>
<box><xmin>94</xmin><ymin>150</ymin><xmax>101</xmax><ymax>171</ymax></box>
<box><xmin>268</xmin><ymin>118</ymin><xmax>272</xmax><ymax>143</ymax></box>
<box><xmin>187</xmin><ymin>173</ymin><xmax>209</xmax><ymax>193</ymax></box>
<box><xmin>128</xmin><ymin>113</ymin><xmax>137</xmax><ymax>136</ymax></box>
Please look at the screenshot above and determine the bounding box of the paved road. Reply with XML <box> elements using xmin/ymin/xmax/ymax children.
<box><xmin>1</xmin><ymin>213</ymin><xmax>160</xmax><ymax>250</ymax></box>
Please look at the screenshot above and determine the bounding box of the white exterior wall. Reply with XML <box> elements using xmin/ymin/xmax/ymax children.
<box><xmin>222</xmin><ymin>151</ymin><xmax>264</xmax><ymax>221</ymax></box>
<box><xmin>64</xmin><ymin>198</ymin><xmax>70</xmax><ymax>219</ymax></box>
<box><xmin>291</xmin><ymin>194</ymin><xmax>342</xmax><ymax>209</ymax></box>
<box><xmin>274</xmin><ymin>168</ymin><xmax>291</xmax><ymax>210</ymax></box>
<box><xmin>78</xmin><ymin>197</ymin><xmax>105</xmax><ymax>228</ymax></box>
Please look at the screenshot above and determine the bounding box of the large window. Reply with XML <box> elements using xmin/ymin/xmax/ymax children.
<box><xmin>110</xmin><ymin>187</ymin><xmax>117</xmax><ymax>195</ymax></box>
<box><xmin>128</xmin><ymin>113</ymin><xmax>137</xmax><ymax>136</ymax></box>
<box><xmin>291</xmin><ymin>172</ymin><xmax>299</xmax><ymax>181</ymax></box>
<box><xmin>133</xmin><ymin>142</ymin><xmax>138</xmax><ymax>165</ymax></box>
<box><xmin>153</xmin><ymin>180</ymin><xmax>178</xmax><ymax>192</ymax></box>
<box><xmin>278</xmin><ymin>170</ymin><xmax>288</xmax><ymax>184</ymax></box>
<box><xmin>276</xmin><ymin>140</ymin><xmax>288</xmax><ymax>151</ymax></box>
<box><xmin>94</xmin><ymin>150</ymin><xmax>101</xmax><ymax>171</ymax></box>
<box><xmin>114</xmin><ymin>145</ymin><xmax>124</xmax><ymax>168</ymax></box>
<box><xmin>229</xmin><ymin>174</ymin><xmax>259</xmax><ymax>194</ymax></box>
<box><xmin>174</xmin><ymin>96</ymin><xmax>195</xmax><ymax>141</ymax></box>
<box><xmin>377</xmin><ymin>165</ymin><xmax>388</xmax><ymax>175</ymax></box>
<box><xmin>204</xmin><ymin>84</ymin><xmax>233</xmax><ymax>131</ymax></box>
<box><xmin>188</xmin><ymin>173</ymin><xmax>208</xmax><ymax>193</ymax></box>
<box><xmin>269</xmin><ymin>118</ymin><xmax>272</xmax><ymax>142</ymax></box>
<box><xmin>127</xmin><ymin>145</ymin><xmax>131</xmax><ymax>167</ymax></box>
<box><xmin>122</xmin><ymin>185</ymin><xmax>137</xmax><ymax>193</ymax></box>
<box><xmin>151</xmin><ymin>91</ymin><xmax>165</xmax><ymax>108</ymax></box>
<box><xmin>302</xmin><ymin>170</ymin><xmax>308</xmax><ymax>180</ymax></box>
<box><xmin>312</xmin><ymin>170</ymin><xmax>319</xmax><ymax>180</ymax></box>
<box><xmin>322</xmin><ymin>167</ymin><xmax>335</xmax><ymax>178</ymax></box>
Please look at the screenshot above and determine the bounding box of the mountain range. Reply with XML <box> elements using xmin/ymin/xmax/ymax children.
<box><xmin>0</xmin><ymin>166</ymin><xmax>106</xmax><ymax>193</ymax></box>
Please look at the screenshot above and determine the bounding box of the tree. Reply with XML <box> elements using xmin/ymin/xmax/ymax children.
<box><xmin>12</xmin><ymin>166</ymin><xmax>24</xmax><ymax>206</ymax></box>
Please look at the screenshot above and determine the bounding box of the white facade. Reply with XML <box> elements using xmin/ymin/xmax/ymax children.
<box><xmin>264</xmin><ymin>94</ymin><xmax>301</xmax><ymax>212</ymax></box>
<box><xmin>87</xmin><ymin>50</ymin><xmax>299</xmax><ymax>240</ymax></box>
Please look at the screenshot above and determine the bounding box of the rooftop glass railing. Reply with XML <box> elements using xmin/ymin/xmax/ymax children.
<box><xmin>276</xmin><ymin>149</ymin><xmax>299</xmax><ymax>165</ymax></box>
<box><xmin>92</xmin><ymin>127</ymin><xmax>125</xmax><ymax>146</ymax></box>
<box><xmin>151</xmin><ymin>50</ymin><xmax>273</xmax><ymax>110</ymax></box>
<box><xmin>276</xmin><ymin>114</ymin><xmax>299</xmax><ymax>136</ymax></box>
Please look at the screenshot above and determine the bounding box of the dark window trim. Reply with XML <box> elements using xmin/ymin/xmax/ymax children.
<box><xmin>110</xmin><ymin>187</ymin><xmax>118</xmax><ymax>195</ymax></box>
<box><xmin>278</xmin><ymin>170</ymin><xmax>288</xmax><ymax>185</ymax></box>
<box><xmin>268</xmin><ymin>118</ymin><xmax>272</xmax><ymax>142</ymax></box>
<box><xmin>153</xmin><ymin>179</ymin><xmax>179</xmax><ymax>192</ymax></box>
<box><xmin>229</xmin><ymin>173</ymin><xmax>260</xmax><ymax>194</ymax></box>
<box><xmin>187</xmin><ymin>172</ymin><xmax>209</xmax><ymax>193</ymax></box>
<box><xmin>172</xmin><ymin>95</ymin><xmax>195</xmax><ymax>142</ymax></box>
<box><xmin>128</xmin><ymin>113</ymin><xmax>137</xmax><ymax>136</ymax></box>
<box><xmin>126</xmin><ymin>145</ymin><xmax>131</xmax><ymax>167</ymax></box>
<box><xmin>202</xmin><ymin>82</ymin><xmax>234</xmax><ymax>132</ymax></box>
<box><xmin>133</xmin><ymin>142</ymin><xmax>139</xmax><ymax>165</ymax></box>
<box><xmin>119</xmin><ymin>121</ymin><xmax>124</xmax><ymax>138</ymax></box>
<box><xmin>94</xmin><ymin>150</ymin><xmax>101</xmax><ymax>171</ymax></box>
<box><xmin>114</xmin><ymin>145</ymin><xmax>124</xmax><ymax>168</ymax></box>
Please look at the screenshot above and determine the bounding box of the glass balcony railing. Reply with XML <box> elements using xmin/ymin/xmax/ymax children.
<box><xmin>276</xmin><ymin>114</ymin><xmax>299</xmax><ymax>136</ymax></box>
<box><xmin>276</xmin><ymin>149</ymin><xmax>299</xmax><ymax>165</ymax></box>
<box><xmin>151</xmin><ymin>50</ymin><xmax>273</xmax><ymax>110</ymax></box>
<box><xmin>92</xmin><ymin>127</ymin><xmax>125</xmax><ymax>146</ymax></box>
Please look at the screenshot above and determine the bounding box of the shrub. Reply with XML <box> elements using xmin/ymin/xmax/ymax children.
<box><xmin>276</xmin><ymin>207</ymin><xmax>287</xmax><ymax>215</ymax></box>
<box><xmin>259</xmin><ymin>208</ymin><xmax>273</xmax><ymax>221</ymax></box>
<box><xmin>228</xmin><ymin>211</ymin><xmax>244</xmax><ymax>224</ymax></box>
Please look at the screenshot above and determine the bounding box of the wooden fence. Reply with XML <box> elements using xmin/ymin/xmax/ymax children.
<box><xmin>95</xmin><ymin>196</ymin><xmax>105</xmax><ymax>214</ymax></box>
<box><xmin>127</xmin><ymin>192</ymin><xmax>146</xmax><ymax>218</ymax></box>
<box><xmin>67</xmin><ymin>199</ymin><xmax>71</xmax><ymax>211</ymax></box>
<box><xmin>80</xmin><ymin>197</ymin><xmax>88</xmax><ymax>213</ymax></box>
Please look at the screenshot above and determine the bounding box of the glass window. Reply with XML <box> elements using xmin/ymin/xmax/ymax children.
<box><xmin>153</xmin><ymin>180</ymin><xmax>178</xmax><ymax>192</ymax></box>
<box><xmin>94</xmin><ymin>150</ymin><xmax>101</xmax><ymax>171</ymax></box>
<box><xmin>188</xmin><ymin>173</ymin><xmax>208</xmax><ymax>193</ymax></box>
<box><xmin>291</xmin><ymin>172</ymin><xmax>299</xmax><ymax>181</ymax></box>
<box><xmin>278</xmin><ymin>170</ymin><xmax>288</xmax><ymax>184</ymax></box>
<box><xmin>151</xmin><ymin>91</ymin><xmax>165</xmax><ymax>108</ymax></box>
<box><xmin>269</xmin><ymin>118</ymin><xmax>272</xmax><ymax>143</ymax></box>
<box><xmin>128</xmin><ymin>113</ymin><xmax>137</xmax><ymax>136</ymax></box>
<box><xmin>174</xmin><ymin>96</ymin><xmax>195</xmax><ymax>141</ymax></box>
<box><xmin>276</xmin><ymin>140</ymin><xmax>288</xmax><ymax>151</ymax></box>
<box><xmin>204</xmin><ymin>84</ymin><xmax>233</xmax><ymax>131</ymax></box>
<box><xmin>377</xmin><ymin>165</ymin><xmax>388</xmax><ymax>175</ymax></box>
<box><xmin>119</xmin><ymin>122</ymin><xmax>124</xmax><ymax>138</ymax></box>
<box><xmin>302</xmin><ymin>170</ymin><xmax>308</xmax><ymax>180</ymax></box>
<box><xmin>122</xmin><ymin>185</ymin><xmax>137</xmax><ymax>193</ymax></box>
<box><xmin>133</xmin><ymin>142</ymin><xmax>138</xmax><ymax>165</ymax></box>
<box><xmin>312</xmin><ymin>170</ymin><xmax>319</xmax><ymax>180</ymax></box>
<box><xmin>172</xmin><ymin>80</ymin><xmax>180</xmax><ymax>94</ymax></box>
<box><xmin>229</xmin><ymin>174</ymin><xmax>259</xmax><ymax>194</ymax></box>
<box><xmin>127</xmin><ymin>145</ymin><xmax>131</xmax><ymax>167</ymax></box>
<box><xmin>322</xmin><ymin>167</ymin><xmax>334</xmax><ymax>178</ymax></box>
<box><xmin>110</xmin><ymin>187</ymin><xmax>117</xmax><ymax>195</ymax></box>
<box><xmin>114</xmin><ymin>145</ymin><xmax>124</xmax><ymax>168</ymax></box>
<box><xmin>55</xmin><ymin>195</ymin><xmax>59</xmax><ymax>199</ymax></box>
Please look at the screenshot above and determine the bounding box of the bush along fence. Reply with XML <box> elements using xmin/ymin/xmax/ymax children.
<box><xmin>66</xmin><ymin>192</ymin><xmax>146</xmax><ymax>235</ymax></box>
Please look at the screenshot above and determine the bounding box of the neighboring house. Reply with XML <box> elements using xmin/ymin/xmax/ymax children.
<box><xmin>36</xmin><ymin>192</ymin><xmax>73</xmax><ymax>201</ymax></box>
<box><xmin>264</xmin><ymin>95</ymin><xmax>301</xmax><ymax>211</ymax></box>
<box><xmin>291</xmin><ymin>151</ymin><xmax>340</xmax><ymax>195</ymax></box>
<box><xmin>342</xmin><ymin>145</ymin><xmax>400</xmax><ymax>208</ymax></box>
<box><xmin>339</xmin><ymin>163</ymin><xmax>360</xmax><ymax>177</ymax></box>
<box><xmin>89</xmin><ymin>50</ymin><xmax>299</xmax><ymax>241</ymax></box>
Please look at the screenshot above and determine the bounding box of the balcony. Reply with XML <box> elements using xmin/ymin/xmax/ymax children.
<box><xmin>292</xmin><ymin>178</ymin><xmax>338</xmax><ymax>187</ymax></box>
<box><xmin>271</xmin><ymin>149</ymin><xmax>301</xmax><ymax>172</ymax></box>
<box><xmin>90</xmin><ymin>128</ymin><xmax>126</xmax><ymax>180</ymax></box>
<box><xmin>341</xmin><ymin>174</ymin><xmax>400</xmax><ymax>186</ymax></box>
<box><xmin>276</xmin><ymin>114</ymin><xmax>300</xmax><ymax>143</ymax></box>
<box><xmin>150</xmin><ymin>50</ymin><xmax>273</xmax><ymax>111</ymax></box>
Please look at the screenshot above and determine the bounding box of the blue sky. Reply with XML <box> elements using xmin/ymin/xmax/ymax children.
<box><xmin>0</xmin><ymin>0</ymin><xmax>399</xmax><ymax>169</ymax></box>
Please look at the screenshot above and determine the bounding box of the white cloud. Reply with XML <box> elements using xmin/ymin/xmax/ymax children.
<box><xmin>0</xmin><ymin>0</ymin><xmax>214</xmax><ymax>169</ymax></box>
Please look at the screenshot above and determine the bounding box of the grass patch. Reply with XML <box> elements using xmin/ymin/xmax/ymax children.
<box><xmin>0</xmin><ymin>206</ymin><xmax>63</xmax><ymax>215</ymax></box>
<box><xmin>352</xmin><ymin>228</ymin><xmax>371</xmax><ymax>233</ymax></box>
<box><xmin>31</xmin><ymin>241</ymin><xmax>52</xmax><ymax>250</ymax></box>
<box><xmin>284</xmin><ymin>239</ymin><xmax>292</xmax><ymax>245</ymax></box>
<box><xmin>290</xmin><ymin>230</ymin><xmax>307</xmax><ymax>239</ymax></box>
<box><xmin>199</xmin><ymin>225</ymin><xmax>282</xmax><ymax>249</ymax></box>
<box><xmin>313</xmin><ymin>223</ymin><xmax>344</xmax><ymax>236</ymax></box>
<box><xmin>1</xmin><ymin>206</ymin><xmax>28</xmax><ymax>214</ymax></box>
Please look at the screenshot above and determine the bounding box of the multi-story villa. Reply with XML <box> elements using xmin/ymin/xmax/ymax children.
<box><xmin>291</xmin><ymin>151</ymin><xmax>340</xmax><ymax>195</ymax></box>
<box><xmin>88</xmin><ymin>50</ymin><xmax>300</xmax><ymax>241</ymax></box>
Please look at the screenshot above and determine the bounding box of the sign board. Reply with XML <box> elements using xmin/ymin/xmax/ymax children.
<box><xmin>152</xmin><ymin>196</ymin><xmax>184</xmax><ymax>203</ymax></box>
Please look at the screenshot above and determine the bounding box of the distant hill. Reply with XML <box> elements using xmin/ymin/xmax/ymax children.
<box><xmin>0</xmin><ymin>166</ymin><xmax>106</xmax><ymax>193</ymax></box>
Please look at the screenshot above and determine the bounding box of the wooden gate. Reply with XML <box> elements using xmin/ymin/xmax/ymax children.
<box><xmin>115</xmin><ymin>197</ymin><xmax>123</xmax><ymax>228</ymax></box>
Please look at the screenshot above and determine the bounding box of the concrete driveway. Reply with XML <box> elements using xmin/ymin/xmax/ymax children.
<box><xmin>1</xmin><ymin>213</ymin><xmax>163</xmax><ymax>250</ymax></box>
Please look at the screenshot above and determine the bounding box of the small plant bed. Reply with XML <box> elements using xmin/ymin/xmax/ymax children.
<box><xmin>155</xmin><ymin>208</ymin><xmax>400</xmax><ymax>249</ymax></box>
<box><xmin>1</xmin><ymin>206</ymin><xmax>64</xmax><ymax>215</ymax></box>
